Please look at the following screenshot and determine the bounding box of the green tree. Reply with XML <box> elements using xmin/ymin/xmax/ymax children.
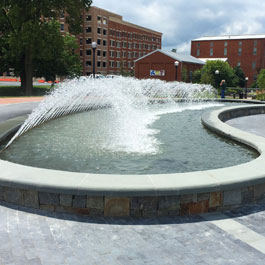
<box><xmin>34</xmin><ymin>29</ymin><xmax>82</xmax><ymax>83</ymax></box>
<box><xmin>233</xmin><ymin>66</ymin><xmax>245</xmax><ymax>88</ymax></box>
<box><xmin>181</xmin><ymin>67</ymin><xmax>188</xmax><ymax>82</ymax></box>
<box><xmin>0</xmin><ymin>0</ymin><xmax>92</xmax><ymax>95</ymax></box>
<box><xmin>257</xmin><ymin>69</ymin><xmax>265</xmax><ymax>88</ymax></box>
<box><xmin>200</xmin><ymin>60</ymin><xmax>234</xmax><ymax>88</ymax></box>
<box><xmin>192</xmin><ymin>69</ymin><xmax>201</xmax><ymax>84</ymax></box>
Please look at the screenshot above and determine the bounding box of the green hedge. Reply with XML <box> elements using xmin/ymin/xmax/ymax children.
<box><xmin>256</xmin><ymin>93</ymin><xmax>265</xmax><ymax>101</ymax></box>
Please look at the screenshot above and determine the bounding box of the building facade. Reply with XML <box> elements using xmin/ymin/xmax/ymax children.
<box><xmin>135</xmin><ymin>50</ymin><xmax>204</xmax><ymax>82</ymax></box>
<box><xmin>60</xmin><ymin>6</ymin><xmax>162</xmax><ymax>76</ymax></box>
<box><xmin>191</xmin><ymin>34</ymin><xmax>265</xmax><ymax>84</ymax></box>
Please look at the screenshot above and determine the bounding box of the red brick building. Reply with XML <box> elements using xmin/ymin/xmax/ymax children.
<box><xmin>191</xmin><ymin>34</ymin><xmax>265</xmax><ymax>84</ymax></box>
<box><xmin>60</xmin><ymin>6</ymin><xmax>162</xmax><ymax>76</ymax></box>
<box><xmin>135</xmin><ymin>50</ymin><xmax>205</xmax><ymax>82</ymax></box>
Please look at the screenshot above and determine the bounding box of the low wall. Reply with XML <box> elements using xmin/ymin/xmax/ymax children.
<box><xmin>1</xmin><ymin>103</ymin><xmax>265</xmax><ymax>217</ymax></box>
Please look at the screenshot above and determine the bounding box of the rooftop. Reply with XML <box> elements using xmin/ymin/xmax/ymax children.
<box><xmin>135</xmin><ymin>50</ymin><xmax>205</xmax><ymax>65</ymax></box>
<box><xmin>193</xmin><ymin>34</ymin><xmax>265</xmax><ymax>41</ymax></box>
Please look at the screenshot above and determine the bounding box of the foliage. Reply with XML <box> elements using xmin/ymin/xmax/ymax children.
<box><xmin>181</xmin><ymin>67</ymin><xmax>188</xmax><ymax>82</ymax></box>
<box><xmin>257</xmin><ymin>69</ymin><xmax>265</xmax><ymax>89</ymax></box>
<box><xmin>233</xmin><ymin>66</ymin><xmax>245</xmax><ymax>88</ymax></box>
<box><xmin>34</xmin><ymin>30</ymin><xmax>82</xmax><ymax>81</ymax></box>
<box><xmin>200</xmin><ymin>60</ymin><xmax>235</xmax><ymax>88</ymax></box>
<box><xmin>256</xmin><ymin>92</ymin><xmax>265</xmax><ymax>101</ymax></box>
<box><xmin>192</xmin><ymin>69</ymin><xmax>201</xmax><ymax>84</ymax></box>
<box><xmin>0</xmin><ymin>0</ymin><xmax>92</xmax><ymax>95</ymax></box>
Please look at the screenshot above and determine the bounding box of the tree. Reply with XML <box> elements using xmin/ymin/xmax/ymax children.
<box><xmin>233</xmin><ymin>66</ymin><xmax>245</xmax><ymax>88</ymax></box>
<box><xmin>34</xmin><ymin>28</ymin><xmax>82</xmax><ymax>83</ymax></box>
<box><xmin>257</xmin><ymin>69</ymin><xmax>265</xmax><ymax>89</ymax></box>
<box><xmin>192</xmin><ymin>69</ymin><xmax>201</xmax><ymax>84</ymax></box>
<box><xmin>0</xmin><ymin>0</ymin><xmax>92</xmax><ymax>95</ymax></box>
<box><xmin>200</xmin><ymin>60</ymin><xmax>234</xmax><ymax>88</ymax></box>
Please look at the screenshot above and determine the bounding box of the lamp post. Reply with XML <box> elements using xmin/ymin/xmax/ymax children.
<box><xmin>215</xmin><ymin>69</ymin><xmax>220</xmax><ymax>88</ymax></box>
<box><xmin>174</xmin><ymin>61</ymin><xmax>179</xmax><ymax>81</ymax></box>
<box><xmin>91</xmin><ymin>41</ymin><xmax>97</xmax><ymax>78</ymax></box>
<box><xmin>245</xmin><ymin>77</ymin><xmax>248</xmax><ymax>99</ymax></box>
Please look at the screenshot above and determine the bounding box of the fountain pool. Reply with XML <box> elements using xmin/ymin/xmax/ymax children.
<box><xmin>0</xmin><ymin>77</ymin><xmax>265</xmax><ymax>217</ymax></box>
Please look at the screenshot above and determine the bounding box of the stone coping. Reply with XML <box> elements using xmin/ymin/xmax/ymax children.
<box><xmin>0</xmin><ymin>103</ymin><xmax>265</xmax><ymax>198</ymax></box>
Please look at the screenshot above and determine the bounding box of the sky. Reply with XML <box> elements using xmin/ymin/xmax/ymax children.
<box><xmin>92</xmin><ymin>0</ymin><xmax>265</xmax><ymax>54</ymax></box>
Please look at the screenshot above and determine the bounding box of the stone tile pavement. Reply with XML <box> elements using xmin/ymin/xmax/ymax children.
<box><xmin>1</xmin><ymin>199</ymin><xmax>265</xmax><ymax>265</ymax></box>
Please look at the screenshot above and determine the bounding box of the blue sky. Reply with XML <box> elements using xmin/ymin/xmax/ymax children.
<box><xmin>92</xmin><ymin>0</ymin><xmax>265</xmax><ymax>54</ymax></box>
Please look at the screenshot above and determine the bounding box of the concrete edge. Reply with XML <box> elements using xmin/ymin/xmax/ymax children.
<box><xmin>0</xmin><ymin>103</ymin><xmax>265</xmax><ymax>197</ymax></box>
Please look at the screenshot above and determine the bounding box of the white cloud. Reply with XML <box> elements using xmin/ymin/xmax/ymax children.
<box><xmin>92</xmin><ymin>0</ymin><xmax>265</xmax><ymax>54</ymax></box>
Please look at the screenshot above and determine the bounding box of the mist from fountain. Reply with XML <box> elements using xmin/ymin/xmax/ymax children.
<box><xmin>6</xmin><ymin>76</ymin><xmax>215</xmax><ymax>149</ymax></box>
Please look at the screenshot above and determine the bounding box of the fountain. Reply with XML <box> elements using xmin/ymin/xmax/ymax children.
<box><xmin>0</xmin><ymin>76</ymin><xmax>265</xmax><ymax>217</ymax></box>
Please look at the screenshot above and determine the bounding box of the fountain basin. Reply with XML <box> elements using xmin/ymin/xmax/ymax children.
<box><xmin>0</xmin><ymin>102</ymin><xmax>265</xmax><ymax>217</ymax></box>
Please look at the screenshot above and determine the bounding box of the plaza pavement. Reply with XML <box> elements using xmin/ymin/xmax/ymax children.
<box><xmin>0</xmin><ymin>102</ymin><xmax>265</xmax><ymax>265</ymax></box>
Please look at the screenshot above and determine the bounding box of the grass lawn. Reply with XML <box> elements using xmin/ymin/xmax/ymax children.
<box><xmin>0</xmin><ymin>85</ymin><xmax>53</xmax><ymax>97</ymax></box>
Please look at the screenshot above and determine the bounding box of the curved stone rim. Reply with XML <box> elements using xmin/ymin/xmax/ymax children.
<box><xmin>0</xmin><ymin>103</ymin><xmax>265</xmax><ymax>197</ymax></box>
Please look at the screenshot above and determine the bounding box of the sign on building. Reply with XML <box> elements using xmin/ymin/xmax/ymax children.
<box><xmin>150</xmin><ymin>70</ymin><xmax>165</xmax><ymax>76</ymax></box>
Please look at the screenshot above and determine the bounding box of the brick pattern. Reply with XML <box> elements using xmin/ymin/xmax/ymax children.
<box><xmin>191</xmin><ymin>38</ymin><xmax>265</xmax><ymax>84</ymax></box>
<box><xmin>0</xmin><ymin>184</ymin><xmax>265</xmax><ymax>217</ymax></box>
<box><xmin>135</xmin><ymin>51</ymin><xmax>203</xmax><ymax>82</ymax></box>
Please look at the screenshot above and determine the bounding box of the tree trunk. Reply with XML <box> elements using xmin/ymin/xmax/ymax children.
<box><xmin>23</xmin><ymin>48</ymin><xmax>33</xmax><ymax>96</ymax></box>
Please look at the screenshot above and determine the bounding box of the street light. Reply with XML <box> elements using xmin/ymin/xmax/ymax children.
<box><xmin>174</xmin><ymin>61</ymin><xmax>179</xmax><ymax>81</ymax></box>
<box><xmin>245</xmin><ymin>77</ymin><xmax>248</xmax><ymax>99</ymax></box>
<box><xmin>91</xmin><ymin>41</ymin><xmax>97</xmax><ymax>78</ymax></box>
<box><xmin>215</xmin><ymin>70</ymin><xmax>220</xmax><ymax>94</ymax></box>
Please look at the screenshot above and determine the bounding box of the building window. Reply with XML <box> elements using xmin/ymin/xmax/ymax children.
<box><xmin>103</xmin><ymin>29</ymin><xmax>107</xmax><ymax>35</ymax></box>
<box><xmin>103</xmin><ymin>51</ymin><xmax>107</xmax><ymax>57</ymax></box>
<box><xmin>103</xmin><ymin>18</ymin><xmax>107</xmax><ymax>25</ymax></box>
<box><xmin>238</xmin><ymin>47</ymin><xmax>242</xmax><ymax>56</ymax></box>
<box><xmin>239</xmin><ymin>41</ymin><xmax>242</xmax><ymax>46</ymax></box>
<box><xmin>224</xmin><ymin>47</ymin><xmax>227</xmax><ymax>56</ymax></box>
<box><xmin>86</xmin><ymin>61</ymin><xmax>92</xmax><ymax>67</ymax></box>
<box><xmin>252</xmin><ymin>61</ymin><xmax>256</xmax><ymax>70</ymax></box>
<box><xmin>253</xmin><ymin>47</ymin><xmax>257</xmax><ymax>55</ymax></box>
<box><xmin>80</xmin><ymin>50</ymin><xmax>83</xmax><ymax>56</ymax></box>
<box><xmin>86</xmin><ymin>38</ymin><xmax>92</xmax><ymax>44</ymax></box>
<box><xmin>117</xmin><ymin>61</ymin><xmax>120</xmax><ymax>68</ymax></box>
<box><xmin>254</xmin><ymin>74</ymin><xmax>257</xmax><ymax>81</ymax></box>
<box><xmin>224</xmin><ymin>41</ymin><xmax>228</xmax><ymax>47</ymax></box>
<box><xmin>97</xmin><ymin>28</ymin><xmax>101</xmax><ymax>34</ymax></box>
<box><xmin>86</xmin><ymin>15</ymin><xmax>91</xmax><ymax>21</ymax></box>
<box><xmin>122</xmin><ymin>52</ymin><xmax>126</xmax><ymax>58</ymax></box>
<box><xmin>116</xmin><ymin>51</ymin><xmax>121</xmax><ymax>58</ymax></box>
<box><xmin>80</xmin><ymin>38</ymin><xmax>83</xmax><ymax>45</ymax></box>
<box><xmin>123</xmin><ymin>61</ymin><xmax>127</xmax><ymax>67</ymax></box>
<box><xmin>97</xmin><ymin>50</ymin><xmax>101</xmax><ymax>57</ymax></box>
<box><xmin>86</xmin><ymin>27</ymin><xmax>92</xmax><ymax>33</ymax></box>
<box><xmin>97</xmin><ymin>16</ymin><xmax>101</xmax><ymax>23</ymax></box>
<box><xmin>97</xmin><ymin>39</ymin><xmax>101</xmax><ymax>45</ymax></box>
<box><xmin>60</xmin><ymin>24</ymin><xmax>64</xmax><ymax>31</ymax></box>
<box><xmin>128</xmin><ymin>52</ymin><xmax>132</xmax><ymax>58</ymax></box>
<box><xmin>123</xmin><ymin>42</ymin><xmax>127</xmax><ymax>48</ymax></box>
<box><xmin>237</xmin><ymin>62</ymin><xmax>241</xmax><ymax>67</ymax></box>
<box><xmin>103</xmin><ymin>40</ymin><xmax>107</xmax><ymax>46</ymax></box>
<box><xmin>254</xmin><ymin>40</ymin><xmax>257</xmax><ymax>46</ymax></box>
<box><xmin>116</xmin><ymin>42</ymin><xmax>121</xmax><ymax>48</ymax></box>
<box><xmin>102</xmin><ymin>61</ymin><xmax>106</xmax><ymax>68</ymax></box>
<box><xmin>210</xmin><ymin>48</ymin><xmax>213</xmax><ymax>56</ymax></box>
<box><xmin>110</xmin><ymin>40</ymin><xmax>115</xmax><ymax>47</ymax></box>
<box><xmin>139</xmin><ymin>44</ymin><xmax>142</xmax><ymax>49</ymax></box>
<box><xmin>210</xmin><ymin>42</ymin><xmax>214</xmax><ymax>47</ymax></box>
<box><xmin>97</xmin><ymin>61</ymin><xmax>101</xmax><ymax>67</ymax></box>
<box><xmin>86</xmin><ymin>49</ymin><xmax>92</xmax><ymax>56</ymax></box>
<box><xmin>110</xmin><ymin>51</ymin><xmax>115</xmax><ymax>58</ymax></box>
